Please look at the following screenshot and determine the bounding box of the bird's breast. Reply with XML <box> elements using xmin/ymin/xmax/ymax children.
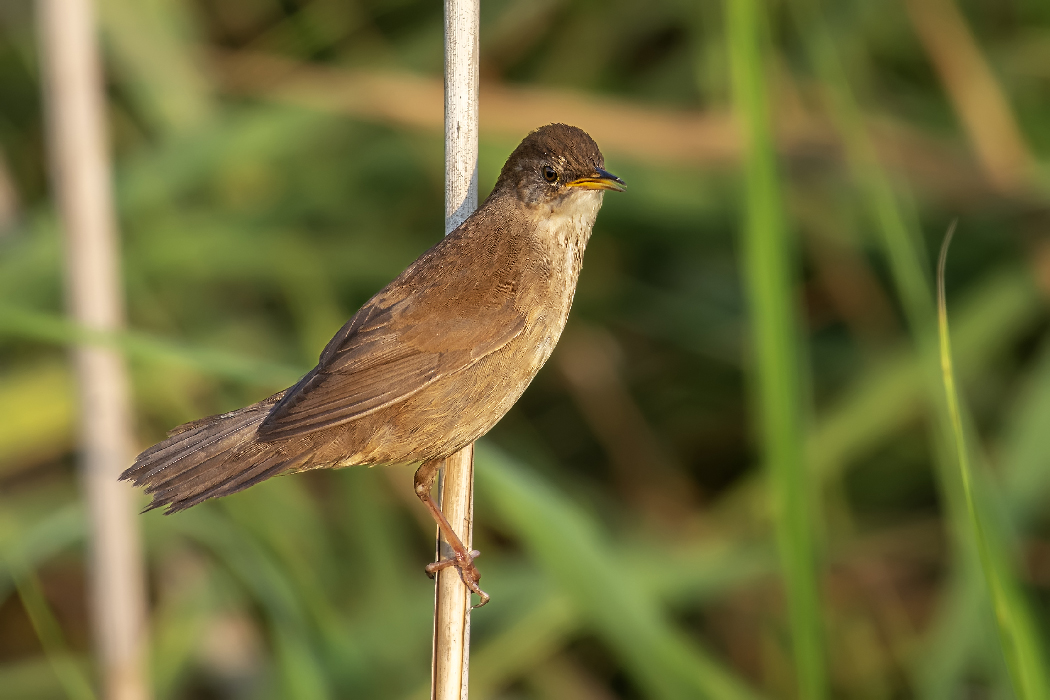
<box><xmin>514</xmin><ymin>192</ymin><xmax>602</xmax><ymax>373</ymax></box>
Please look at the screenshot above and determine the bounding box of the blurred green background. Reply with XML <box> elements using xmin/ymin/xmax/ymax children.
<box><xmin>3</xmin><ymin>0</ymin><xmax>1050</xmax><ymax>697</ymax></box>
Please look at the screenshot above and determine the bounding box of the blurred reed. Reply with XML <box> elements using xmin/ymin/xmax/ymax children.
<box><xmin>727</xmin><ymin>0</ymin><xmax>826</xmax><ymax>696</ymax></box>
<box><xmin>36</xmin><ymin>0</ymin><xmax>149</xmax><ymax>698</ymax></box>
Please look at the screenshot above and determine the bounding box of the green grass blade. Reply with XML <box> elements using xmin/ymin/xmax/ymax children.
<box><xmin>0</xmin><ymin>657</ymin><xmax>94</xmax><ymax>699</ymax></box>
<box><xmin>0</xmin><ymin>305</ymin><xmax>304</xmax><ymax>387</ymax></box>
<box><xmin>726</xmin><ymin>0</ymin><xmax>825</xmax><ymax>696</ymax></box>
<box><xmin>937</xmin><ymin>227</ymin><xmax>1050</xmax><ymax>699</ymax></box>
<box><xmin>786</xmin><ymin>3</ymin><xmax>1050</xmax><ymax>693</ymax></box>
<box><xmin>919</xmin><ymin>337</ymin><xmax>1050</xmax><ymax>695</ymax></box>
<box><xmin>272</xmin><ymin>628</ymin><xmax>332</xmax><ymax>700</ymax></box>
<box><xmin>476</xmin><ymin>445</ymin><xmax>766</xmax><ymax>700</ymax></box>
<box><xmin>8</xmin><ymin>565</ymin><xmax>96</xmax><ymax>700</ymax></box>
<box><xmin>0</xmin><ymin>501</ymin><xmax>85</xmax><ymax>606</ymax></box>
<box><xmin>404</xmin><ymin>541</ymin><xmax>775</xmax><ymax>700</ymax></box>
<box><xmin>98</xmin><ymin>0</ymin><xmax>214</xmax><ymax>135</ymax></box>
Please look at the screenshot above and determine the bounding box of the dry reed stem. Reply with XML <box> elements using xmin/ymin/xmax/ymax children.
<box><xmin>433</xmin><ymin>1</ymin><xmax>479</xmax><ymax>698</ymax></box>
<box><xmin>432</xmin><ymin>448</ymin><xmax>476</xmax><ymax>700</ymax></box>
<box><xmin>904</xmin><ymin>0</ymin><xmax>1035</xmax><ymax>191</ymax></box>
<box><xmin>211</xmin><ymin>49</ymin><xmax>1019</xmax><ymax>203</ymax></box>
<box><xmin>37</xmin><ymin>1</ymin><xmax>150</xmax><ymax>698</ymax></box>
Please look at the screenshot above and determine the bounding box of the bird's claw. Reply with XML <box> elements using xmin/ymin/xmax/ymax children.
<box><xmin>425</xmin><ymin>549</ymin><xmax>490</xmax><ymax>607</ymax></box>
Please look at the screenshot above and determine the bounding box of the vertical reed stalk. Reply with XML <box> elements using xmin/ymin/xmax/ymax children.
<box><xmin>726</xmin><ymin>0</ymin><xmax>826</xmax><ymax>696</ymax></box>
<box><xmin>36</xmin><ymin>1</ymin><xmax>150</xmax><ymax>698</ymax></box>
<box><xmin>433</xmin><ymin>1</ymin><xmax>479</xmax><ymax>698</ymax></box>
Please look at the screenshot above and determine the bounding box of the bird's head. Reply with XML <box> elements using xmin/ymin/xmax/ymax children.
<box><xmin>493</xmin><ymin>124</ymin><xmax>625</xmax><ymax>210</ymax></box>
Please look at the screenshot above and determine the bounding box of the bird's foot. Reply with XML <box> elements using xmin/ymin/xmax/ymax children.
<box><xmin>426</xmin><ymin>548</ymin><xmax>489</xmax><ymax>608</ymax></box>
<box><xmin>414</xmin><ymin>458</ymin><xmax>491</xmax><ymax>608</ymax></box>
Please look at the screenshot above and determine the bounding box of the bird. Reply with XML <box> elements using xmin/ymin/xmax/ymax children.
<box><xmin>121</xmin><ymin>123</ymin><xmax>625</xmax><ymax>605</ymax></box>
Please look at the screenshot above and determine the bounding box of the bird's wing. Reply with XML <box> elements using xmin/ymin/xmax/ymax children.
<box><xmin>257</xmin><ymin>247</ymin><xmax>526</xmax><ymax>440</ymax></box>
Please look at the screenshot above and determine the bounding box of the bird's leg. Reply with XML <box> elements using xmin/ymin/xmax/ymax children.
<box><xmin>413</xmin><ymin>458</ymin><xmax>490</xmax><ymax>607</ymax></box>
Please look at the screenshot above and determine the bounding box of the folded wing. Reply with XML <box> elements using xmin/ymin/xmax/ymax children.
<box><xmin>257</xmin><ymin>269</ymin><xmax>526</xmax><ymax>440</ymax></box>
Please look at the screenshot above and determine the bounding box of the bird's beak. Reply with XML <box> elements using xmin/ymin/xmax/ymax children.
<box><xmin>566</xmin><ymin>167</ymin><xmax>626</xmax><ymax>192</ymax></box>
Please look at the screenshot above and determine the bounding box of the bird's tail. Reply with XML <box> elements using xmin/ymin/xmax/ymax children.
<box><xmin>121</xmin><ymin>396</ymin><xmax>306</xmax><ymax>514</ymax></box>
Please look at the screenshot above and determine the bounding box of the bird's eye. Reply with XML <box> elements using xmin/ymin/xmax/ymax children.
<box><xmin>542</xmin><ymin>166</ymin><xmax>558</xmax><ymax>183</ymax></box>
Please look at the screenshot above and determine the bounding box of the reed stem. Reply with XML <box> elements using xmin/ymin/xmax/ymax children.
<box><xmin>433</xmin><ymin>1</ymin><xmax>479</xmax><ymax>698</ymax></box>
<box><xmin>37</xmin><ymin>0</ymin><xmax>150</xmax><ymax>698</ymax></box>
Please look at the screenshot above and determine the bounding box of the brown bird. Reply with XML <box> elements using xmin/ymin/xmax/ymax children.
<box><xmin>122</xmin><ymin>123</ymin><xmax>624</xmax><ymax>604</ymax></box>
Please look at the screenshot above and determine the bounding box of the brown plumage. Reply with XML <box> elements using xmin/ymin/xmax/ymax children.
<box><xmin>122</xmin><ymin>124</ymin><xmax>623</xmax><ymax>600</ymax></box>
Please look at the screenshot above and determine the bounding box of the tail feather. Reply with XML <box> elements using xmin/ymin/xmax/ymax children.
<box><xmin>121</xmin><ymin>400</ymin><xmax>302</xmax><ymax>514</ymax></box>
<box><xmin>165</xmin><ymin>449</ymin><xmax>312</xmax><ymax>513</ymax></box>
<box><xmin>142</xmin><ymin>440</ymin><xmax>257</xmax><ymax>510</ymax></box>
<box><xmin>132</xmin><ymin>420</ymin><xmax>255</xmax><ymax>486</ymax></box>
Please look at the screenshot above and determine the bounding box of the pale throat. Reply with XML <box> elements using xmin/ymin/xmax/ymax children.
<box><xmin>534</xmin><ymin>189</ymin><xmax>603</xmax><ymax>315</ymax></box>
<box><xmin>540</xmin><ymin>189</ymin><xmax>603</xmax><ymax>251</ymax></box>
<box><xmin>523</xmin><ymin>189</ymin><xmax>603</xmax><ymax>371</ymax></box>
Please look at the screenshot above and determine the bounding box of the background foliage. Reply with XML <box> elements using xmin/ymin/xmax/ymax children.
<box><xmin>2</xmin><ymin>0</ymin><xmax>1050</xmax><ymax>697</ymax></box>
